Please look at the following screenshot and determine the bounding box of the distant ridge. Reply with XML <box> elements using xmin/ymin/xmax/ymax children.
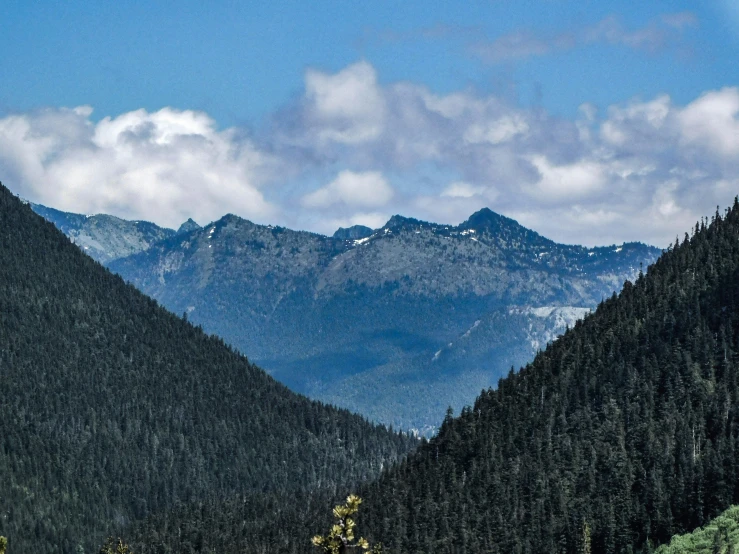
<box><xmin>106</xmin><ymin>204</ymin><xmax>661</xmax><ymax>431</ymax></box>
<box><xmin>30</xmin><ymin>203</ymin><xmax>177</xmax><ymax>263</ymax></box>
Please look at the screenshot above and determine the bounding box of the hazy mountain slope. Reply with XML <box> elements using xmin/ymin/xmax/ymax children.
<box><xmin>108</xmin><ymin>208</ymin><xmax>660</xmax><ymax>431</ymax></box>
<box><xmin>0</xmin><ymin>183</ymin><xmax>414</xmax><ymax>553</ymax></box>
<box><xmin>29</xmin><ymin>203</ymin><xmax>190</xmax><ymax>263</ymax></box>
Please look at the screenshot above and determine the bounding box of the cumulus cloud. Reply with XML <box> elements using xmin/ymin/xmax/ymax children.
<box><xmin>288</xmin><ymin>61</ymin><xmax>386</xmax><ymax>147</ymax></box>
<box><xmin>677</xmin><ymin>88</ymin><xmax>739</xmax><ymax>158</ymax></box>
<box><xmin>302</xmin><ymin>170</ymin><xmax>394</xmax><ymax>208</ymax></box>
<box><xmin>525</xmin><ymin>156</ymin><xmax>606</xmax><ymax>203</ymax></box>
<box><xmin>2</xmin><ymin>60</ymin><xmax>739</xmax><ymax>248</ymax></box>
<box><xmin>0</xmin><ymin>106</ymin><xmax>276</xmax><ymax>228</ymax></box>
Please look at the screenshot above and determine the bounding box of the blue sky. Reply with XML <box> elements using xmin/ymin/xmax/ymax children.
<box><xmin>1</xmin><ymin>1</ymin><xmax>739</xmax><ymax>246</ymax></box>
<box><xmin>2</xmin><ymin>0</ymin><xmax>733</xmax><ymax>123</ymax></box>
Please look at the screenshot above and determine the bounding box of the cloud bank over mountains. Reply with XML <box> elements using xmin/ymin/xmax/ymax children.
<box><xmin>0</xmin><ymin>106</ymin><xmax>276</xmax><ymax>229</ymax></box>
<box><xmin>1</xmin><ymin>60</ymin><xmax>738</xmax><ymax>247</ymax></box>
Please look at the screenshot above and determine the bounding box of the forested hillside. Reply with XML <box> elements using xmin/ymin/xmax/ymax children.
<box><xmin>0</xmin><ymin>183</ymin><xmax>415</xmax><ymax>553</ymax></box>
<box><xmin>354</xmin><ymin>203</ymin><xmax>739</xmax><ymax>552</ymax></box>
<box><xmin>128</xmin><ymin>202</ymin><xmax>739</xmax><ymax>553</ymax></box>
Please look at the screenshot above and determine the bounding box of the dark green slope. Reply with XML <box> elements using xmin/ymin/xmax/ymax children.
<box><xmin>354</xmin><ymin>204</ymin><xmax>739</xmax><ymax>553</ymax></box>
<box><xmin>0</xmin><ymin>183</ymin><xmax>415</xmax><ymax>553</ymax></box>
<box><xmin>129</xmin><ymin>202</ymin><xmax>739</xmax><ymax>553</ymax></box>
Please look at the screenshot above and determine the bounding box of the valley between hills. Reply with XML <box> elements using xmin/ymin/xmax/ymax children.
<box><xmin>2</xmin><ymin>182</ymin><xmax>739</xmax><ymax>553</ymax></box>
<box><xmin>4</xmin><ymin>3</ymin><xmax>739</xmax><ymax>552</ymax></box>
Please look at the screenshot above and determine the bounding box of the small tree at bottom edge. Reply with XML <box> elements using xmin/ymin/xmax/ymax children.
<box><xmin>312</xmin><ymin>494</ymin><xmax>382</xmax><ymax>554</ymax></box>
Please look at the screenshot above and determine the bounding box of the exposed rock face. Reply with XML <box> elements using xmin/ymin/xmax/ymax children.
<box><xmin>31</xmin><ymin>203</ymin><xmax>200</xmax><ymax>263</ymax></box>
<box><xmin>30</xmin><ymin>204</ymin><xmax>177</xmax><ymax>263</ymax></box>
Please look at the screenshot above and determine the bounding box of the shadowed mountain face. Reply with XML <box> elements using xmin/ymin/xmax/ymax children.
<box><xmin>103</xmin><ymin>207</ymin><xmax>661</xmax><ymax>432</ymax></box>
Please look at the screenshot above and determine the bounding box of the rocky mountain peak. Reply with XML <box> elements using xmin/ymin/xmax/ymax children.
<box><xmin>333</xmin><ymin>225</ymin><xmax>373</xmax><ymax>240</ymax></box>
<box><xmin>383</xmin><ymin>214</ymin><xmax>426</xmax><ymax>231</ymax></box>
<box><xmin>463</xmin><ymin>207</ymin><xmax>516</xmax><ymax>232</ymax></box>
<box><xmin>177</xmin><ymin>218</ymin><xmax>201</xmax><ymax>234</ymax></box>
<box><xmin>461</xmin><ymin>207</ymin><xmax>554</xmax><ymax>248</ymax></box>
<box><xmin>216</xmin><ymin>213</ymin><xmax>245</xmax><ymax>225</ymax></box>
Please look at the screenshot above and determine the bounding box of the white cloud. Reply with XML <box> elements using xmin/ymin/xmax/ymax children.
<box><xmin>3</xmin><ymin>61</ymin><xmax>739</xmax><ymax>249</ymax></box>
<box><xmin>0</xmin><ymin>107</ymin><xmax>275</xmax><ymax>228</ymax></box>
<box><xmin>302</xmin><ymin>170</ymin><xmax>394</xmax><ymax>208</ymax></box>
<box><xmin>464</xmin><ymin>114</ymin><xmax>530</xmax><ymax>145</ymax></box>
<box><xmin>677</xmin><ymin>88</ymin><xmax>739</xmax><ymax>158</ymax></box>
<box><xmin>303</xmin><ymin>61</ymin><xmax>386</xmax><ymax>145</ymax></box>
<box><xmin>526</xmin><ymin>155</ymin><xmax>606</xmax><ymax>202</ymax></box>
<box><xmin>441</xmin><ymin>182</ymin><xmax>487</xmax><ymax>199</ymax></box>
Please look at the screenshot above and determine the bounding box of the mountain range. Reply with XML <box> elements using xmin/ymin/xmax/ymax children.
<box><xmin>32</xmin><ymin>202</ymin><xmax>662</xmax><ymax>431</ymax></box>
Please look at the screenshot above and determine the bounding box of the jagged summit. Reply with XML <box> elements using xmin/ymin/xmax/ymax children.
<box><xmin>463</xmin><ymin>207</ymin><xmax>509</xmax><ymax>228</ymax></box>
<box><xmin>177</xmin><ymin>218</ymin><xmax>201</xmax><ymax>234</ymax></box>
<box><xmin>383</xmin><ymin>214</ymin><xmax>428</xmax><ymax>231</ymax></box>
<box><xmin>215</xmin><ymin>213</ymin><xmax>247</xmax><ymax>226</ymax></box>
<box><xmin>462</xmin><ymin>207</ymin><xmax>527</xmax><ymax>233</ymax></box>
<box><xmin>380</xmin><ymin>207</ymin><xmax>542</xmax><ymax>238</ymax></box>
<box><xmin>333</xmin><ymin>225</ymin><xmax>373</xmax><ymax>240</ymax></box>
<box><xmin>460</xmin><ymin>206</ymin><xmax>554</xmax><ymax>249</ymax></box>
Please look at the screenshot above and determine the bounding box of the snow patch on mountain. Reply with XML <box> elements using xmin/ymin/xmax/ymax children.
<box><xmin>512</xmin><ymin>306</ymin><xmax>591</xmax><ymax>351</ymax></box>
